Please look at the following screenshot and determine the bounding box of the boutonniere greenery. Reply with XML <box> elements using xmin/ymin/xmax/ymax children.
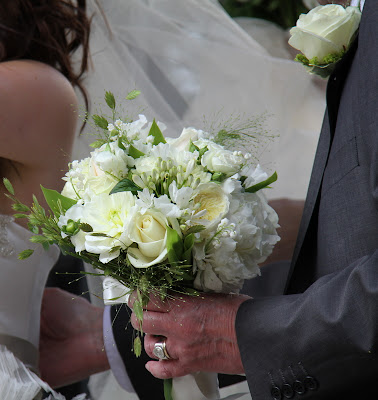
<box><xmin>289</xmin><ymin>3</ymin><xmax>362</xmax><ymax>78</ymax></box>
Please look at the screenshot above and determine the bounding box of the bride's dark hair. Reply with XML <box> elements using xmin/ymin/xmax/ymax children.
<box><xmin>0</xmin><ymin>0</ymin><xmax>91</xmax><ymax>104</ymax></box>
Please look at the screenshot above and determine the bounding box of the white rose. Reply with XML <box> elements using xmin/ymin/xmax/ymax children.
<box><xmin>198</xmin><ymin>141</ymin><xmax>243</xmax><ymax>176</ymax></box>
<box><xmin>289</xmin><ymin>5</ymin><xmax>361</xmax><ymax>62</ymax></box>
<box><xmin>127</xmin><ymin>209</ymin><xmax>180</xmax><ymax>268</ymax></box>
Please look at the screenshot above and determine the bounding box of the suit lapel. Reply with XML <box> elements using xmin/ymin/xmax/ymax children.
<box><xmin>357</xmin><ymin>0</ymin><xmax>377</xmax><ymax>127</ymax></box>
<box><xmin>285</xmin><ymin>30</ymin><xmax>359</xmax><ymax>292</ymax></box>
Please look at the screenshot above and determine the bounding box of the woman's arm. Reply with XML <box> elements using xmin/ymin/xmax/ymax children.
<box><xmin>0</xmin><ymin>60</ymin><xmax>78</xmax><ymax>216</ymax></box>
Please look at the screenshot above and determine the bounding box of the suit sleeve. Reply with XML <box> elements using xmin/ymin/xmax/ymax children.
<box><xmin>236</xmin><ymin>251</ymin><xmax>378</xmax><ymax>399</ymax></box>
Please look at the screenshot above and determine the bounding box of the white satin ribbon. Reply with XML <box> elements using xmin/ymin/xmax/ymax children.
<box><xmin>102</xmin><ymin>277</ymin><xmax>130</xmax><ymax>305</ymax></box>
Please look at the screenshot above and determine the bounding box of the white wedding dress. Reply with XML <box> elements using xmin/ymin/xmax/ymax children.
<box><xmin>0</xmin><ymin>215</ymin><xmax>83</xmax><ymax>400</ymax></box>
<box><xmin>72</xmin><ymin>1</ymin><xmax>326</xmax><ymax>399</ymax></box>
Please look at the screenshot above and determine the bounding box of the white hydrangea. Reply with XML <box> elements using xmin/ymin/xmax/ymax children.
<box><xmin>193</xmin><ymin>190</ymin><xmax>280</xmax><ymax>293</ymax></box>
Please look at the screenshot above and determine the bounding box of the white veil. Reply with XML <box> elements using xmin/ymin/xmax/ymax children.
<box><xmin>75</xmin><ymin>0</ymin><xmax>325</xmax><ymax>201</ymax></box>
<box><xmin>73</xmin><ymin>1</ymin><xmax>326</xmax><ymax>398</ymax></box>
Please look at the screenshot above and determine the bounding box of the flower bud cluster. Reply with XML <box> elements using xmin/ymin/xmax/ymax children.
<box><xmin>135</xmin><ymin>157</ymin><xmax>203</xmax><ymax>197</ymax></box>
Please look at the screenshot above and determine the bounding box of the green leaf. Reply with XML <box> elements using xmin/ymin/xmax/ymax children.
<box><xmin>149</xmin><ymin>119</ymin><xmax>166</xmax><ymax>145</ymax></box>
<box><xmin>79</xmin><ymin>223</ymin><xmax>93</xmax><ymax>232</ymax></box>
<box><xmin>126</xmin><ymin>90</ymin><xmax>141</xmax><ymax>100</ymax></box>
<box><xmin>198</xmin><ymin>146</ymin><xmax>208</xmax><ymax>158</ymax></box>
<box><xmin>105</xmin><ymin>91</ymin><xmax>116</xmax><ymax>110</ymax></box>
<box><xmin>189</xmin><ymin>141</ymin><xmax>200</xmax><ymax>153</ymax></box>
<box><xmin>129</xmin><ymin>145</ymin><xmax>145</xmax><ymax>159</ymax></box>
<box><xmin>13</xmin><ymin>213</ymin><xmax>28</xmax><ymax>219</ymax></box>
<box><xmin>30</xmin><ymin>235</ymin><xmax>48</xmax><ymax>244</ymax></box>
<box><xmin>164</xmin><ymin>379</ymin><xmax>173</xmax><ymax>400</ymax></box>
<box><xmin>41</xmin><ymin>186</ymin><xmax>77</xmax><ymax>216</ymax></box>
<box><xmin>133</xmin><ymin>336</ymin><xmax>142</xmax><ymax>358</ymax></box>
<box><xmin>185</xmin><ymin>225</ymin><xmax>206</xmax><ymax>236</ymax></box>
<box><xmin>109</xmin><ymin>178</ymin><xmax>142</xmax><ymax>195</ymax></box>
<box><xmin>12</xmin><ymin>203</ymin><xmax>30</xmax><ymax>213</ymax></box>
<box><xmin>117</xmin><ymin>137</ymin><xmax>126</xmax><ymax>151</ymax></box>
<box><xmin>92</xmin><ymin>114</ymin><xmax>109</xmax><ymax>130</ymax></box>
<box><xmin>18</xmin><ymin>249</ymin><xmax>34</xmax><ymax>260</ymax></box>
<box><xmin>28</xmin><ymin>223</ymin><xmax>39</xmax><ymax>234</ymax></box>
<box><xmin>133</xmin><ymin>299</ymin><xmax>144</xmax><ymax>325</ymax></box>
<box><xmin>90</xmin><ymin>139</ymin><xmax>107</xmax><ymax>149</ymax></box>
<box><xmin>211</xmin><ymin>172</ymin><xmax>226</xmax><ymax>182</ymax></box>
<box><xmin>183</xmin><ymin>233</ymin><xmax>194</xmax><ymax>263</ymax></box>
<box><xmin>166</xmin><ymin>225</ymin><xmax>184</xmax><ymax>264</ymax></box>
<box><xmin>245</xmin><ymin>171</ymin><xmax>278</xmax><ymax>193</ymax></box>
<box><xmin>2</xmin><ymin>178</ymin><xmax>14</xmax><ymax>195</ymax></box>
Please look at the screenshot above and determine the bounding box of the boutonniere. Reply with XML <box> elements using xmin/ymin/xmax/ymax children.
<box><xmin>289</xmin><ymin>3</ymin><xmax>362</xmax><ymax>78</ymax></box>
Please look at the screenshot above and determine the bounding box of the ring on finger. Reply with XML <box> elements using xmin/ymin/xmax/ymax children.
<box><xmin>153</xmin><ymin>339</ymin><xmax>171</xmax><ymax>360</ymax></box>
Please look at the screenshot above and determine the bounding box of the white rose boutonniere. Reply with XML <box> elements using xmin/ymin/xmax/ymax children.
<box><xmin>289</xmin><ymin>4</ymin><xmax>362</xmax><ymax>78</ymax></box>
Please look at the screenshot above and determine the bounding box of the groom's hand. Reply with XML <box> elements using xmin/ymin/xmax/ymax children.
<box><xmin>39</xmin><ymin>288</ymin><xmax>110</xmax><ymax>388</ymax></box>
<box><xmin>129</xmin><ymin>291</ymin><xmax>250</xmax><ymax>379</ymax></box>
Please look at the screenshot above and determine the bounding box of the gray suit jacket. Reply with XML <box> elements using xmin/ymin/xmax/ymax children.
<box><xmin>236</xmin><ymin>1</ymin><xmax>378</xmax><ymax>399</ymax></box>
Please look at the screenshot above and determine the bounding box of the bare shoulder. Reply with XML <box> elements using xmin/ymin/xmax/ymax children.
<box><xmin>0</xmin><ymin>60</ymin><xmax>77</xmax><ymax>105</ymax></box>
<box><xmin>0</xmin><ymin>60</ymin><xmax>78</xmax><ymax>167</ymax></box>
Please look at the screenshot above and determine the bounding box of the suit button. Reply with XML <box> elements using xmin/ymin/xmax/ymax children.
<box><xmin>304</xmin><ymin>376</ymin><xmax>318</xmax><ymax>391</ymax></box>
<box><xmin>293</xmin><ymin>380</ymin><xmax>306</xmax><ymax>395</ymax></box>
<box><xmin>282</xmin><ymin>383</ymin><xmax>294</xmax><ymax>398</ymax></box>
<box><xmin>271</xmin><ymin>385</ymin><xmax>282</xmax><ymax>400</ymax></box>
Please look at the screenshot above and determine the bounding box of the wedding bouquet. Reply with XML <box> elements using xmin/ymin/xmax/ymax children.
<box><xmin>4</xmin><ymin>90</ymin><xmax>279</xmax><ymax>398</ymax></box>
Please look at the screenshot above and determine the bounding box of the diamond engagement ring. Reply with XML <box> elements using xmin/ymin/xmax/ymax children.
<box><xmin>153</xmin><ymin>339</ymin><xmax>171</xmax><ymax>360</ymax></box>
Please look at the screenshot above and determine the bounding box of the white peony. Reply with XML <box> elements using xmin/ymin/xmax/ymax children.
<box><xmin>59</xmin><ymin>191</ymin><xmax>135</xmax><ymax>263</ymax></box>
<box><xmin>289</xmin><ymin>5</ymin><xmax>361</xmax><ymax>62</ymax></box>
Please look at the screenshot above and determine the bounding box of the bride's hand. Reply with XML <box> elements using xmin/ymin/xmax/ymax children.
<box><xmin>39</xmin><ymin>288</ymin><xmax>109</xmax><ymax>388</ymax></box>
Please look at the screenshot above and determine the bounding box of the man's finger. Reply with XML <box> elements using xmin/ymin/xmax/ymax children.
<box><xmin>130</xmin><ymin>310</ymin><xmax>172</xmax><ymax>336</ymax></box>
<box><xmin>145</xmin><ymin>360</ymin><xmax>189</xmax><ymax>380</ymax></box>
